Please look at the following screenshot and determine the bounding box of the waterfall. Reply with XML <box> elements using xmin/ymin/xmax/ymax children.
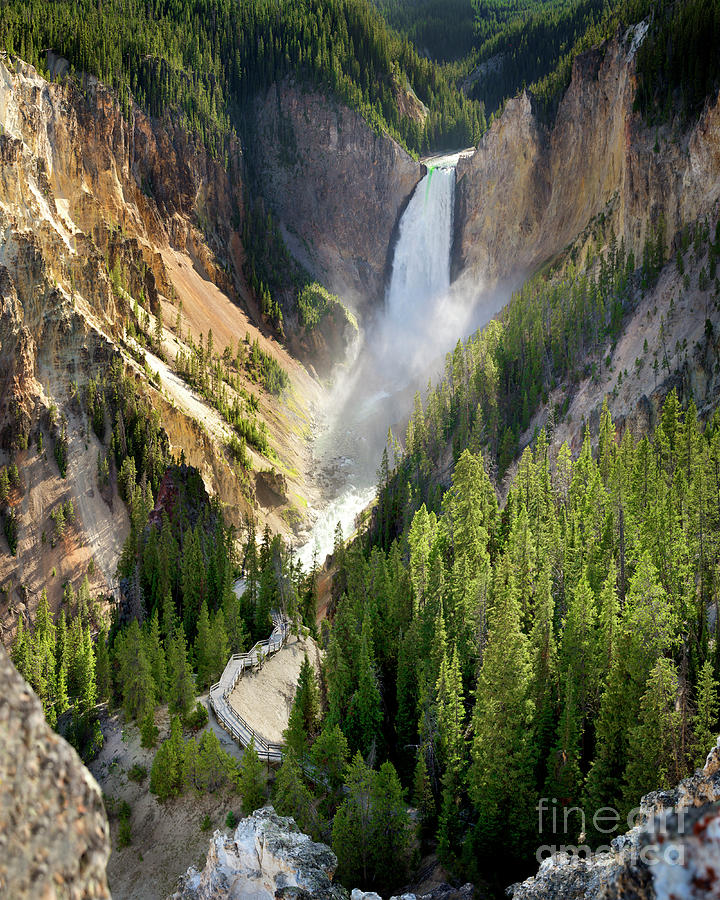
<box><xmin>383</xmin><ymin>163</ymin><xmax>456</xmax><ymax>368</ymax></box>
<box><xmin>298</xmin><ymin>155</ymin><xmax>461</xmax><ymax>569</ymax></box>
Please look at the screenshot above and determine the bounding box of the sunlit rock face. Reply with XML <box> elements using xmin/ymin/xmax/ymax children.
<box><xmin>172</xmin><ymin>806</ymin><xmax>348</xmax><ymax>900</ymax></box>
<box><xmin>510</xmin><ymin>739</ymin><xmax>720</xmax><ymax>900</ymax></box>
<box><xmin>0</xmin><ymin>645</ymin><xmax>111</xmax><ymax>899</ymax></box>
<box><xmin>454</xmin><ymin>22</ymin><xmax>720</xmax><ymax>291</ymax></box>
<box><xmin>175</xmin><ymin>806</ymin><xmax>479</xmax><ymax>900</ymax></box>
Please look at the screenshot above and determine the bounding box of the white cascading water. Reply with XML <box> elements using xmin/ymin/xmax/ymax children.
<box><xmin>383</xmin><ymin>162</ymin><xmax>455</xmax><ymax>357</ymax></box>
<box><xmin>297</xmin><ymin>156</ymin><xmax>461</xmax><ymax>569</ymax></box>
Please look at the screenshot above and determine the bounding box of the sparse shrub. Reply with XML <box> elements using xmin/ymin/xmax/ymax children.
<box><xmin>0</xmin><ymin>469</ymin><xmax>9</xmax><ymax>503</ymax></box>
<box><xmin>8</xmin><ymin>463</ymin><xmax>20</xmax><ymax>489</ymax></box>
<box><xmin>200</xmin><ymin>813</ymin><xmax>212</xmax><ymax>832</ymax></box>
<box><xmin>184</xmin><ymin>701</ymin><xmax>208</xmax><ymax>732</ymax></box>
<box><xmin>3</xmin><ymin>509</ymin><xmax>18</xmax><ymax>556</ymax></box>
<box><xmin>128</xmin><ymin>764</ymin><xmax>147</xmax><ymax>783</ymax></box>
<box><xmin>51</xmin><ymin>504</ymin><xmax>66</xmax><ymax>537</ymax></box>
<box><xmin>117</xmin><ymin>803</ymin><xmax>132</xmax><ymax>849</ymax></box>
<box><xmin>140</xmin><ymin>711</ymin><xmax>159</xmax><ymax>749</ymax></box>
<box><xmin>227</xmin><ymin>435</ymin><xmax>251</xmax><ymax>471</ymax></box>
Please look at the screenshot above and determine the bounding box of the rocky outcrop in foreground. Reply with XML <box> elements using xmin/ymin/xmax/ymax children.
<box><xmin>173</xmin><ymin>807</ymin><xmax>347</xmax><ymax>900</ymax></box>
<box><xmin>0</xmin><ymin>645</ymin><xmax>110</xmax><ymax>898</ymax></box>
<box><xmin>511</xmin><ymin>739</ymin><xmax>720</xmax><ymax>900</ymax></box>
<box><xmin>174</xmin><ymin>806</ymin><xmax>476</xmax><ymax>900</ymax></box>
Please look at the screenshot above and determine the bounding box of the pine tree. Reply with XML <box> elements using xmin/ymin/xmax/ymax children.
<box><xmin>544</xmin><ymin>673</ymin><xmax>583</xmax><ymax>842</ymax></box>
<box><xmin>11</xmin><ymin>615</ymin><xmax>29</xmax><ymax>679</ymax></box>
<box><xmin>332</xmin><ymin>754</ymin><xmax>411</xmax><ymax>893</ymax></box>
<box><xmin>589</xmin><ymin>550</ymin><xmax>679</xmax><ymax>823</ymax></box>
<box><xmin>167</xmin><ymin>627</ymin><xmax>195</xmax><ymax>720</ymax></box>
<box><xmin>255</xmin><ymin>555</ymin><xmax>275</xmax><ymax>638</ymax></box>
<box><xmin>468</xmin><ymin>554</ymin><xmax>536</xmax><ymax>864</ymax></box>
<box><xmin>310</xmin><ymin>723</ymin><xmax>349</xmax><ymax>793</ymax></box>
<box><xmin>529</xmin><ymin>558</ymin><xmax>558</xmax><ymax>785</ymax></box>
<box><xmin>332</xmin><ymin>752</ymin><xmax>375</xmax><ymax>887</ymax></box>
<box><xmin>150</xmin><ymin>715</ymin><xmax>185</xmax><ymax>801</ymax></box>
<box><xmin>209</xmin><ymin>608</ymin><xmax>230</xmax><ymax>684</ymax></box>
<box><xmin>116</xmin><ymin>619</ymin><xmax>155</xmax><ymax>721</ymax></box>
<box><xmin>95</xmin><ymin>626</ymin><xmax>111</xmax><ymax>704</ymax></box>
<box><xmin>294</xmin><ymin>653</ymin><xmax>320</xmax><ymax>736</ymax></box>
<box><xmin>237</xmin><ymin>737</ymin><xmax>266</xmax><ymax>816</ymax></box>
<box><xmin>194</xmin><ymin>601</ymin><xmax>213</xmax><ymax>689</ymax></box>
<box><xmin>56</xmin><ymin>659</ymin><xmax>70</xmax><ymax>717</ymax></box>
<box><xmin>181</xmin><ymin>526</ymin><xmax>205</xmax><ymax>637</ymax></box>
<box><xmin>223</xmin><ymin>589</ymin><xmax>249</xmax><ymax>654</ymax></box>
<box><xmin>197</xmin><ymin>730</ymin><xmax>233</xmax><ymax>792</ymax></box>
<box><xmin>284</xmin><ymin>698</ymin><xmax>308</xmax><ymax>759</ymax></box>
<box><xmin>597</xmin><ymin>562</ymin><xmax>619</xmax><ymax>680</ymax></box>
<box><xmin>436</xmin><ymin>646</ymin><xmax>465</xmax><ymax>776</ymax></box>
<box><xmin>79</xmin><ymin>625</ymin><xmax>97</xmax><ymax>712</ymax></box>
<box><xmin>693</xmin><ymin>660</ymin><xmax>720</xmax><ymax>768</ymax></box>
<box><xmin>348</xmin><ymin>617</ymin><xmax>383</xmax><ymax>757</ymax></box>
<box><xmin>145</xmin><ymin>611</ymin><xmax>166</xmax><ymax>699</ymax></box>
<box><xmin>274</xmin><ymin>750</ymin><xmax>317</xmax><ymax>837</ymax></box>
<box><xmin>161</xmin><ymin>589</ymin><xmax>178</xmax><ymax>641</ymax></box>
<box><xmin>413</xmin><ymin>749</ymin><xmax>437</xmax><ymax>839</ymax></box>
<box><xmin>183</xmin><ymin>735</ymin><xmax>202</xmax><ymax>792</ymax></box>
<box><xmin>370</xmin><ymin>761</ymin><xmax>413</xmax><ymax>891</ymax></box>
<box><xmin>560</xmin><ymin>573</ymin><xmax>599</xmax><ymax>729</ymax></box>
<box><xmin>624</xmin><ymin>657</ymin><xmax>685</xmax><ymax>804</ymax></box>
<box><xmin>141</xmin><ymin>709</ymin><xmax>159</xmax><ymax>748</ymax></box>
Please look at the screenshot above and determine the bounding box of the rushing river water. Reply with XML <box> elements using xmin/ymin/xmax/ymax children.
<box><xmin>296</xmin><ymin>152</ymin><xmax>471</xmax><ymax>570</ymax></box>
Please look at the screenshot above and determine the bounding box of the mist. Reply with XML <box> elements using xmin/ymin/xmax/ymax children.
<box><xmin>296</xmin><ymin>155</ymin><xmax>511</xmax><ymax>569</ymax></box>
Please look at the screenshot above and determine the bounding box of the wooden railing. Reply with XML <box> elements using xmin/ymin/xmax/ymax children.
<box><xmin>209</xmin><ymin>615</ymin><xmax>289</xmax><ymax>764</ymax></box>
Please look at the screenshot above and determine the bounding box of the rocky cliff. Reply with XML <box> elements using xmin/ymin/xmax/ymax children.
<box><xmin>454</xmin><ymin>22</ymin><xmax>720</xmax><ymax>288</ymax></box>
<box><xmin>173</xmin><ymin>806</ymin><xmax>347</xmax><ymax>900</ymax></box>
<box><xmin>0</xmin><ymin>52</ymin><xmax>329</xmax><ymax>636</ymax></box>
<box><xmin>0</xmin><ymin>644</ymin><xmax>111</xmax><ymax>898</ymax></box>
<box><xmin>512</xmin><ymin>738</ymin><xmax>720</xmax><ymax>900</ymax></box>
<box><xmin>249</xmin><ymin>79</ymin><xmax>424</xmax><ymax>311</ymax></box>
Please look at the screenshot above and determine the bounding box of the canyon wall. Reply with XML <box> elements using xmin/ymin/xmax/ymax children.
<box><xmin>454</xmin><ymin>22</ymin><xmax>720</xmax><ymax>287</ymax></box>
<box><xmin>249</xmin><ymin>78</ymin><xmax>424</xmax><ymax>311</ymax></box>
<box><xmin>0</xmin><ymin>54</ymin><xmax>312</xmax><ymax>634</ymax></box>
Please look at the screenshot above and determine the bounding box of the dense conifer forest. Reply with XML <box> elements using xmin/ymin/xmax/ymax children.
<box><xmin>3</xmin><ymin>1</ymin><xmax>719</xmax><ymax>157</ymax></box>
<box><xmin>11</xmin><ymin>203</ymin><xmax>720</xmax><ymax>891</ymax></box>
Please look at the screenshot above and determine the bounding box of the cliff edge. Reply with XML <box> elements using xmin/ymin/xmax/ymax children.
<box><xmin>0</xmin><ymin>645</ymin><xmax>111</xmax><ymax>898</ymax></box>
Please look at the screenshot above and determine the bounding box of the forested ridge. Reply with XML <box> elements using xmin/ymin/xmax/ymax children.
<box><xmin>0</xmin><ymin>0</ymin><xmax>485</xmax><ymax>155</ymax></box>
<box><xmin>321</xmin><ymin>389</ymin><xmax>720</xmax><ymax>888</ymax></box>
<box><xmin>479</xmin><ymin>0</ymin><xmax>720</xmax><ymax>122</ymax></box>
<box><xmin>2</xmin><ymin>0</ymin><xmax>717</xmax><ymax>161</ymax></box>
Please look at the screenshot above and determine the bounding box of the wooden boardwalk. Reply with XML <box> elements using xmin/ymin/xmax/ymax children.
<box><xmin>208</xmin><ymin>613</ymin><xmax>289</xmax><ymax>764</ymax></box>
